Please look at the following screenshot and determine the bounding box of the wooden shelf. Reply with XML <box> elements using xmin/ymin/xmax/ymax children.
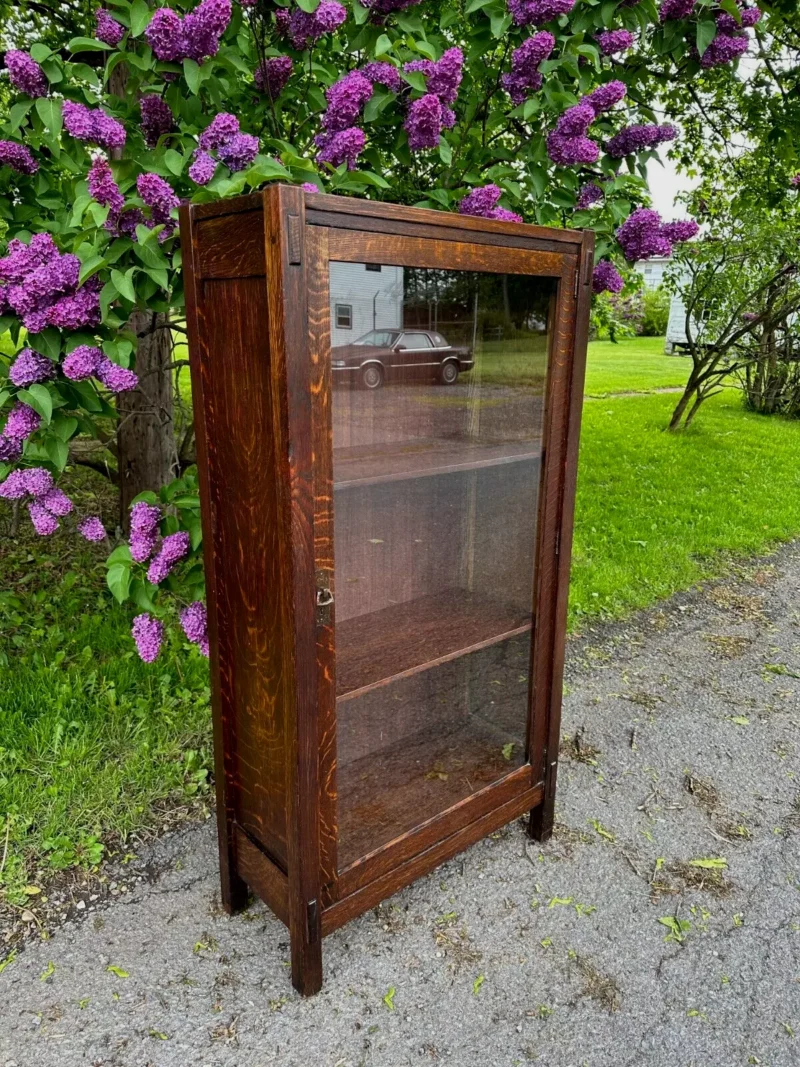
<box><xmin>337</xmin><ymin>713</ymin><xmax>527</xmax><ymax>869</ymax></box>
<box><xmin>335</xmin><ymin>589</ymin><xmax>531</xmax><ymax>701</ymax></box>
<box><xmin>333</xmin><ymin>437</ymin><xmax>541</xmax><ymax>490</ymax></box>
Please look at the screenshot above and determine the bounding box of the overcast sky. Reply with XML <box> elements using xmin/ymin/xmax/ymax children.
<box><xmin>647</xmin><ymin>152</ymin><xmax>697</xmax><ymax>220</ymax></box>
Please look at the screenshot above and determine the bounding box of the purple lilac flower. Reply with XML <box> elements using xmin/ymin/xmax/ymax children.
<box><xmin>661</xmin><ymin>220</ymin><xmax>699</xmax><ymax>242</ymax></box>
<box><xmin>363</xmin><ymin>61</ymin><xmax>402</xmax><ymax>93</ymax></box>
<box><xmin>140</xmin><ymin>95</ymin><xmax>175</xmax><ymax>148</ymax></box>
<box><xmin>145</xmin><ymin>7</ymin><xmax>185</xmax><ymax>60</ymax></box>
<box><xmin>741</xmin><ymin>311</ymin><xmax>759</xmax><ymax>322</ymax></box>
<box><xmin>659</xmin><ymin>0</ymin><xmax>695</xmax><ymax>18</ymax></box>
<box><xmin>78</xmin><ymin>515</ymin><xmax>107</xmax><ymax>542</ymax></box>
<box><xmin>595</xmin><ymin>30</ymin><xmax>635</xmax><ymax>55</ymax></box>
<box><xmin>606</xmin><ymin>123</ymin><xmax>677</xmax><ymax>158</ymax></box>
<box><xmin>4</xmin><ymin>51</ymin><xmax>48</xmax><ymax>97</ymax></box>
<box><xmin>0</xmin><ymin>469</ymin><xmax>29</xmax><ymax>498</ymax></box>
<box><xmin>322</xmin><ymin>71</ymin><xmax>374</xmax><ymax>133</ymax></box>
<box><xmin>555</xmin><ymin>102</ymin><xmax>595</xmax><ymax>138</ymax></box>
<box><xmin>405</xmin><ymin>94</ymin><xmax>445</xmax><ymax>151</ymax></box>
<box><xmin>584</xmin><ymin>80</ymin><xmax>627</xmax><ymax>115</ymax></box>
<box><xmin>316</xmin><ymin>127</ymin><xmax>366</xmax><ymax>170</ymax></box>
<box><xmin>130</xmin><ymin>529</ymin><xmax>160</xmax><ymax>564</ymax></box>
<box><xmin>46</xmin><ymin>277</ymin><xmax>102</xmax><ymax>331</ymax></box>
<box><xmin>132</xmin><ymin>613</ymin><xmax>164</xmax><ymax>663</ymax></box>
<box><xmin>501</xmin><ymin>31</ymin><xmax>555</xmax><ymax>104</ymax></box>
<box><xmin>9</xmin><ymin>348</ymin><xmax>55</xmax><ymax>387</ymax></box>
<box><xmin>547</xmin><ymin>132</ymin><xmax>599</xmax><ymax>166</ymax></box>
<box><xmin>147</xmin><ymin>0</ymin><xmax>231</xmax><ymax>64</ymax></box>
<box><xmin>217</xmin><ymin>133</ymin><xmax>259</xmax><ymax>171</ymax></box>
<box><xmin>131</xmin><ymin>501</ymin><xmax>161</xmax><ymax>534</ymax></box>
<box><xmin>180</xmin><ymin>601</ymin><xmax>209</xmax><ymax>655</ymax></box>
<box><xmin>4</xmin><ymin>401</ymin><xmax>40</xmax><ymax>440</ymax></box>
<box><xmin>302</xmin><ymin>182</ymin><xmax>319</xmax><ymax>193</ymax></box>
<box><xmin>8</xmin><ymin>253</ymin><xmax>80</xmax><ymax>323</ymax></box>
<box><xmin>717</xmin><ymin>5</ymin><xmax>761</xmax><ymax>32</ymax></box>
<box><xmin>700</xmin><ymin>31</ymin><xmax>750</xmax><ymax>67</ymax></box>
<box><xmin>96</xmin><ymin>9</ymin><xmax>126</xmax><ymax>46</ymax></box>
<box><xmin>147</xmin><ymin>530</ymin><xmax>191</xmax><ymax>584</ymax></box>
<box><xmin>189</xmin><ymin>151</ymin><xmax>217</xmax><ymax>185</ymax></box>
<box><xmin>28</xmin><ymin>501</ymin><xmax>59</xmax><ymax>535</ymax></box>
<box><xmin>459</xmin><ymin>185</ymin><xmax>522</xmax><ymax>223</ymax></box>
<box><xmin>182</xmin><ymin>0</ymin><xmax>232</xmax><ymax>63</ymax></box>
<box><xmin>277</xmin><ymin>0</ymin><xmax>346</xmax><ymax>49</ymax></box>
<box><xmin>88</xmin><ymin>157</ymin><xmax>124</xmax><ymax>218</ymax></box>
<box><xmin>507</xmin><ymin>0</ymin><xmax>574</xmax><ymax>26</ymax></box>
<box><xmin>0</xmin><ymin>140</ymin><xmax>38</xmax><ymax>175</ymax></box>
<box><xmin>592</xmin><ymin>260</ymin><xmax>624</xmax><ymax>294</ymax></box>
<box><xmin>63</xmin><ymin>100</ymin><xmax>126</xmax><ymax>150</ymax></box>
<box><xmin>255</xmin><ymin>55</ymin><xmax>293</xmax><ymax>97</ymax></box>
<box><xmin>137</xmin><ymin>172</ymin><xmax>180</xmax><ymax>225</ymax></box>
<box><xmin>791</xmin><ymin>174</ymin><xmax>800</xmax><ymax>188</ymax></box>
<box><xmin>0</xmin><ymin>233</ymin><xmax>57</xmax><ymax>284</ymax></box>
<box><xmin>424</xmin><ymin>48</ymin><xmax>463</xmax><ymax>106</ymax></box>
<box><xmin>96</xmin><ymin>358</ymin><xmax>139</xmax><ymax>393</ymax></box>
<box><xmin>118</xmin><ymin>208</ymin><xmax>145</xmax><ymax>237</ymax></box>
<box><xmin>0</xmin><ymin>435</ymin><xmax>22</xmax><ymax>461</ymax></box>
<box><xmin>39</xmin><ymin>486</ymin><xmax>73</xmax><ymax>516</ymax></box>
<box><xmin>23</xmin><ymin>468</ymin><xmax>54</xmax><ymax>497</ymax></box>
<box><xmin>199</xmin><ymin>112</ymin><xmax>239</xmax><ymax>151</ymax></box>
<box><xmin>576</xmin><ymin>182</ymin><xmax>604</xmax><ymax>209</ymax></box>
<box><xmin>615</xmin><ymin>208</ymin><xmax>699</xmax><ymax>261</ymax></box>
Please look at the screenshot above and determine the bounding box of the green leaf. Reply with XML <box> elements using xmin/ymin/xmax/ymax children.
<box><xmin>696</xmin><ymin>18</ymin><xmax>717</xmax><ymax>58</ymax></box>
<box><xmin>401</xmin><ymin>70</ymin><xmax>427</xmax><ymax>93</ymax></box>
<box><xmin>352</xmin><ymin>0</ymin><xmax>370</xmax><ymax>24</ymax></box>
<box><xmin>383</xmin><ymin>986</ymin><xmax>396</xmax><ymax>1011</ymax></box>
<box><xmin>717</xmin><ymin>0</ymin><xmax>742</xmax><ymax>22</ymax></box>
<box><xmin>8</xmin><ymin>100</ymin><xmax>34</xmax><ymax>134</ymax></box>
<box><xmin>130</xmin><ymin>578</ymin><xmax>157</xmax><ymax>613</ymax></box>
<box><xmin>465</xmin><ymin>0</ymin><xmax>493</xmax><ymax>11</ymax></box>
<box><xmin>438</xmin><ymin>137</ymin><xmax>452</xmax><ymax>166</ymax></box>
<box><xmin>35</xmin><ymin>98</ymin><xmax>62</xmax><ymax>136</ymax></box>
<box><xmin>52</xmin><ymin>415</ymin><xmax>78</xmax><ymax>442</ymax></box>
<box><xmin>143</xmin><ymin>266</ymin><xmax>169</xmax><ymax>291</ymax></box>
<box><xmin>45</xmin><ymin>437</ymin><xmax>69</xmax><ymax>471</ymax></box>
<box><xmin>183</xmin><ymin>58</ymin><xmax>201</xmax><ymax>95</ymax></box>
<box><xmin>30</xmin><ymin>43</ymin><xmax>53</xmax><ymax>62</ymax></box>
<box><xmin>129</xmin><ymin>0</ymin><xmax>151</xmax><ymax>36</ymax></box>
<box><xmin>106</xmin><ymin>965</ymin><xmax>130</xmax><ymax>979</ymax></box>
<box><xmin>106</xmin><ymin>563</ymin><xmax>131</xmax><ymax>604</ymax></box>
<box><xmin>184</xmin><ymin>512</ymin><xmax>203</xmax><ymax>551</ymax></box>
<box><xmin>131</xmin><ymin>490</ymin><xmax>159</xmax><ymax>505</ymax></box>
<box><xmin>164</xmin><ymin>149</ymin><xmax>185</xmax><ymax>176</ymax></box>
<box><xmin>348</xmin><ymin>169</ymin><xmax>390</xmax><ymax>189</ymax></box>
<box><xmin>18</xmin><ymin>384</ymin><xmax>53</xmax><ymax>424</ymax></box>
<box><xmin>375</xmin><ymin>33</ymin><xmax>392</xmax><ymax>57</ymax></box>
<box><xmin>688</xmin><ymin>857</ymin><xmax>727</xmax><ymax>869</ymax></box>
<box><xmin>79</xmin><ymin>255</ymin><xmax>106</xmax><ymax>286</ymax></box>
<box><xmin>295</xmin><ymin>0</ymin><xmax>320</xmax><ymax>10</ymax></box>
<box><xmin>244</xmin><ymin>157</ymin><xmax>291</xmax><ymax>184</ymax></box>
<box><xmin>68</xmin><ymin>36</ymin><xmax>112</xmax><ymax>52</ymax></box>
<box><xmin>111</xmin><ymin>268</ymin><xmax>137</xmax><ymax>302</ymax></box>
<box><xmin>107</xmin><ymin>543</ymin><xmax>133</xmax><ymax>566</ymax></box>
<box><xmin>490</xmin><ymin>11</ymin><xmax>512</xmax><ymax>37</ymax></box>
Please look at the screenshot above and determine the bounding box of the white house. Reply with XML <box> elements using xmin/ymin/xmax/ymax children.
<box><xmin>634</xmin><ymin>255</ymin><xmax>671</xmax><ymax>291</ymax></box>
<box><xmin>329</xmin><ymin>261</ymin><xmax>404</xmax><ymax>347</ymax></box>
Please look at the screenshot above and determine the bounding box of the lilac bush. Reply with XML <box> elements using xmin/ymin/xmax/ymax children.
<box><xmin>3</xmin><ymin>0</ymin><xmax>770</xmax><ymax>661</ymax></box>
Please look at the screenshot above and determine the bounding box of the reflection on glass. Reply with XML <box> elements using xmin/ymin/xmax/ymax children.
<box><xmin>330</xmin><ymin>263</ymin><xmax>554</xmax><ymax>868</ymax></box>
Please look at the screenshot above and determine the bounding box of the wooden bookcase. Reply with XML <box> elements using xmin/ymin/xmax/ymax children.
<box><xmin>180</xmin><ymin>186</ymin><xmax>593</xmax><ymax>995</ymax></box>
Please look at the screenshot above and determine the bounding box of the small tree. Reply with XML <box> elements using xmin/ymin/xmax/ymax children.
<box><xmin>665</xmin><ymin>209</ymin><xmax>800</xmax><ymax>431</ymax></box>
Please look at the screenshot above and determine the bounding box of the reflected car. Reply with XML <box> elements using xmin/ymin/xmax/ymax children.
<box><xmin>331</xmin><ymin>329</ymin><xmax>474</xmax><ymax>389</ymax></box>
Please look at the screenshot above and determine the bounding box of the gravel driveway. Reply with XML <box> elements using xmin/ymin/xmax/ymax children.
<box><xmin>2</xmin><ymin>543</ymin><xmax>799</xmax><ymax>1067</ymax></box>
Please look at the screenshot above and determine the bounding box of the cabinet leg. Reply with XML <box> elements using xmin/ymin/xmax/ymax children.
<box><xmin>219</xmin><ymin>861</ymin><xmax>249</xmax><ymax>915</ymax></box>
<box><xmin>528</xmin><ymin>793</ymin><xmax>555</xmax><ymax>843</ymax></box>
<box><xmin>290</xmin><ymin>899</ymin><xmax>323</xmax><ymax>996</ymax></box>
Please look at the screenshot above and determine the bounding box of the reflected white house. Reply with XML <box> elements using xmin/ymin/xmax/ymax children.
<box><xmin>330</xmin><ymin>261</ymin><xmax>404</xmax><ymax>347</ymax></box>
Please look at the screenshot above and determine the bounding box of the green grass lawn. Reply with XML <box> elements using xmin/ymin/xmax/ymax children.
<box><xmin>584</xmin><ymin>337</ymin><xmax>688</xmax><ymax>396</ymax></box>
<box><xmin>2</xmin><ymin>336</ymin><xmax>800</xmax><ymax>911</ymax></box>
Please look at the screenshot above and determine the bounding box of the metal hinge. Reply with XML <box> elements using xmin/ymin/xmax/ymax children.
<box><xmin>554</xmin><ymin>529</ymin><xmax>560</xmax><ymax>558</ymax></box>
<box><xmin>315</xmin><ymin>569</ymin><xmax>334</xmax><ymax>626</ymax></box>
<box><xmin>574</xmin><ymin>270</ymin><xmax>579</xmax><ymax>299</ymax></box>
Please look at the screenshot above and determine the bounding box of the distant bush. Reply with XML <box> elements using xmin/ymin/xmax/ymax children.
<box><xmin>640</xmin><ymin>287</ymin><xmax>670</xmax><ymax>336</ymax></box>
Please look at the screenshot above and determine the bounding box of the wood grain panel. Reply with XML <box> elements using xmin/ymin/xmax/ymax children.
<box><xmin>195</xmin><ymin>211</ymin><xmax>265</xmax><ymax>278</ymax></box>
<box><xmin>234</xmin><ymin>824</ymin><xmax>290</xmax><ymax>927</ymax></box>
<box><xmin>327</xmin><ymin>230</ymin><xmax>567</xmax><ymax>277</ymax></box>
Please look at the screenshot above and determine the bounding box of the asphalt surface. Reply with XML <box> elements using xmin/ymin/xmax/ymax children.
<box><xmin>2</xmin><ymin>543</ymin><xmax>800</xmax><ymax>1067</ymax></box>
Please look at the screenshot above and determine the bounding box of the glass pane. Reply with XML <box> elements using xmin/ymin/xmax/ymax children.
<box><xmin>330</xmin><ymin>261</ymin><xmax>554</xmax><ymax>869</ymax></box>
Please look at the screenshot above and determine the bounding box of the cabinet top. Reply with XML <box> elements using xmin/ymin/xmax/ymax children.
<box><xmin>183</xmin><ymin>185</ymin><xmax>587</xmax><ymax>248</ymax></box>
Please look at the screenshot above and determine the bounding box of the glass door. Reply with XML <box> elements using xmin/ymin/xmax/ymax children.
<box><xmin>327</xmin><ymin>257</ymin><xmax>556</xmax><ymax>870</ymax></box>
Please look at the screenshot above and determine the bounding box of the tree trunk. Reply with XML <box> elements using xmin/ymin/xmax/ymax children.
<box><xmin>117</xmin><ymin>310</ymin><xmax>177</xmax><ymax>529</ymax></box>
<box><xmin>668</xmin><ymin>378</ymin><xmax>699</xmax><ymax>430</ymax></box>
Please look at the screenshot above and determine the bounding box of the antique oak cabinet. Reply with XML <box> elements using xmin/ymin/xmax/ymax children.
<box><xmin>180</xmin><ymin>186</ymin><xmax>593</xmax><ymax>995</ymax></box>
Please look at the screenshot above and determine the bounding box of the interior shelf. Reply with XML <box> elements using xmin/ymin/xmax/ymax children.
<box><xmin>337</xmin><ymin>712</ymin><xmax>527</xmax><ymax>869</ymax></box>
<box><xmin>335</xmin><ymin>589</ymin><xmax>531</xmax><ymax>701</ymax></box>
<box><xmin>333</xmin><ymin>437</ymin><xmax>541</xmax><ymax>490</ymax></box>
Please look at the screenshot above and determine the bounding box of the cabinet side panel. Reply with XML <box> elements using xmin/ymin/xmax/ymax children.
<box><xmin>196</xmin><ymin>274</ymin><xmax>288</xmax><ymax>865</ymax></box>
